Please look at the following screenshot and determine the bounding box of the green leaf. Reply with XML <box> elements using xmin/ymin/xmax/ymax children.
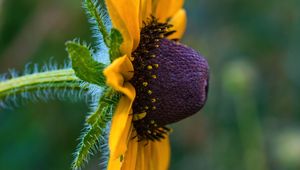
<box><xmin>72</xmin><ymin>88</ymin><xmax>120</xmax><ymax>170</ymax></box>
<box><xmin>65</xmin><ymin>41</ymin><xmax>106</xmax><ymax>86</ymax></box>
<box><xmin>86</xmin><ymin>88</ymin><xmax>120</xmax><ymax>125</ymax></box>
<box><xmin>82</xmin><ymin>0</ymin><xmax>124</xmax><ymax>62</ymax></box>
<box><xmin>83</xmin><ymin>0</ymin><xmax>110</xmax><ymax>46</ymax></box>
<box><xmin>72</xmin><ymin>104</ymin><xmax>110</xmax><ymax>170</ymax></box>
<box><xmin>109</xmin><ymin>28</ymin><xmax>123</xmax><ymax>61</ymax></box>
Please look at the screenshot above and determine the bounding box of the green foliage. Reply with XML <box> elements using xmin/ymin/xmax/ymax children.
<box><xmin>109</xmin><ymin>28</ymin><xmax>123</xmax><ymax>61</ymax></box>
<box><xmin>82</xmin><ymin>0</ymin><xmax>111</xmax><ymax>47</ymax></box>
<box><xmin>82</xmin><ymin>0</ymin><xmax>123</xmax><ymax>62</ymax></box>
<box><xmin>72</xmin><ymin>105</ymin><xmax>108</xmax><ymax>170</ymax></box>
<box><xmin>72</xmin><ymin>88</ymin><xmax>120</xmax><ymax>170</ymax></box>
<box><xmin>66</xmin><ymin>41</ymin><xmax>106</xmax><ymax>86</ymax></box>
<box><xmin>86</xmin><ymin>88</ymin><xmax>120</xmax><ymax>125</ymax></box>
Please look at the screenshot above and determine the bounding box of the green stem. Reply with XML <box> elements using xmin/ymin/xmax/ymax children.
<box><xmin>0</xmin><ymin>69</ymin><xmax>85</xmax><ymax>100</ymax></box>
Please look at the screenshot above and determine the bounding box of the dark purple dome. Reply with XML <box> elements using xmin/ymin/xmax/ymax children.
<box><xmin>130</xmin><ymin>18</ymin><xmax>209</xmax><ymax>141</ymax></box>
<box><xmin>139</xmin><ymin>39</ymin><xmax>209</xmax><ymax>126</ymax></box>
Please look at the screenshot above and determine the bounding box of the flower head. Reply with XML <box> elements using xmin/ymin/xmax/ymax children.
<box><xmin>0</xmin><ymin>0</ymin><xmax>208</xmax><ymax>170</ymax></box>
<box><xmin>103</xmin><ymin>0</ymin><xmax>209</xmax><ymax>169</ymax></box>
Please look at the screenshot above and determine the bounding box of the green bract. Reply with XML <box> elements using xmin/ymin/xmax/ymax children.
<box><xmin>109</xmin><ymin>28</ymin><xmax>124</xmax><ymax>61</ymax></box>
<box><xmin>66</xmin><ymin>41</ymin><xmax>106</xmax><ymax>86</ymax></box>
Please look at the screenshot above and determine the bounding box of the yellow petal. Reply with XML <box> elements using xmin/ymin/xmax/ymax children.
<box><xmin>151</xmin><ymin>137</ymin><xmax>170</xmax><ymax>170</ymax></box>
<box><xmin>135</xmin><ymin>141</ymin><xmax>146</xmax><ymax>170</ymax></box>
<box><xmin>154</xmin><ymin>0</ymin><xmax>184</xmax><ymax>22</ymax></box>
<box><xmin>144</xmin><ymin>141</ymin><xmax>153</xmax><ymax>170</ymax></box>
<box><xmin>105</xmin><ymin>0</ymin><xmax>141</xmax><ymax>54</ymax></box>
<box><xmin>103</xmin><ymin>55</ymin><xmax>135</xmax><ymax>100</ymax></box>
<box><xmin>104</xmin><ymin>55</ymin><xmax>137</xmax><ymax>170</ymax></box>
<box><xmin>107</xmin><ymin>98</ymin><xmax>133</xmax><ymax>170</ymax></box>
<box><xmin>121</xmin><ymin>133</ymin><xmax>138</xmax><ymax>170</ymax></box>
<box><xmin>140</xmin><ymin>0</ymin><xmax>152</xmax><ymax>26</ymax></box>
<box><xmin>168</xmin><ymin>9</ymin><xmax>187</xmax><ymax>40</ymax></box>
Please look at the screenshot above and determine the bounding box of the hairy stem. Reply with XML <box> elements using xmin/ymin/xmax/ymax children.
<box><xmin>0</xmin><ymin>69</ymin><xmax>85</xmax><ymax>100</ymax></box>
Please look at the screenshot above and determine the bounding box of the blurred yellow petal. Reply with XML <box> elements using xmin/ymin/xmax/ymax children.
<box><xmin>103</xmin><ymin>55</ymin><xmax>135</xmax><ymax>99</ymax></box>
<box><xmin>154</xmin><ymin>0</ymin><xmax>184</xmax><ymax>22</ymax></box>
<box><xmin>144</xmin><ymin>141</ymin><xmax>152</xmax><ymax>170</ymax></box>
<box><xmin>140</xmin><ymin>0</ymin><xmax>152</xmax><ymax>26</ymax></box>
<box><xmin>121</xmin><ymin>134</ymin><xmax>138</xmax><ymax>170</ymax></box>
<box><xmin>151</xmin><ymin>137</ymin><xmax>170</xmax><ymax>170</ymax></box>
<box><xmin>135</xmin><ymin>142</ymin><xmax>146</xmax><ymax>170</ymax></box>
<box><xmin>105</xmin><ymin>0</ymin><xmax>141</xmax><ymax>54</ymax></box>
<box><xmin>107</xmin><ymin>98</ymin><xmax>133</xmax><ymax>170</ymax></box>
<box><xmin>168</xmin><ymin>9</ymin><xmax>187</xmax><ymax>40</ymax></box>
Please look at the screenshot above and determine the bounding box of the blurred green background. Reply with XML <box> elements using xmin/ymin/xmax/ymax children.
<box><xmin>1</xmin><ymin>0</ymin><xmax>300</xmax><ymax>169</ymax></box>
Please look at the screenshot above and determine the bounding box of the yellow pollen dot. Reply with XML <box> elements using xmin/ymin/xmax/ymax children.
<box><xmin>152</xmin><ymin>106</ymin><xmax>156</xmax><ymax>110</ymax></box>
<box><xmin>147</xmin><ymin>130</ymin><xmax>152</xmax><ymax>134</ymax></box>
<box><xmin>150</xmin><ymin>54</ymin><xmax>156</xmax><ymax>58</ymax></box>
<box><xmin>151</xmin><ymin>120</ymin><xmax>155</xmax><ymax>124</ymax></box>
<box><xmin>151</xmin><ymin>98</ymin><xmax>156</xmax><ymax>103</ymax></box>
<box><xmin>133</xmin><ymin>112</ymin><xmax>147</xmax><ymax>121</ymax></box>
<box><xmin>152</xmin><ymin>75</ymin><xmax>157</xmax><ymax>79</ymax></box>
<box><xmin>147</xmin><ymin>65</ymin><xmax>153</xmax><ymax>70</ymax></box>
<box><xmin>154</xmin><ymin>124</ymin><xmax>158</xmax><ymax>127</ymax></box>
<box><xmin>148</xmin><ymin>90</ymin><xmax>153</xmax><ymax>95</ymax></box>
<box><xmin>145</xmin><ymin>106</ymin><xmax>149</xmax><ymax>110</ymax></box>
<box><xmin>153</xmin><ymin>132</ymin><xmax>157</xmax><ymax>135</ymax></box>
<box><xmin>143</xmin><ymin>82</ymin><xmax>148</xmax><ymax>86</ymax></box>
<box><xmin>154</xmin><ymin>64</ymin><xmax>159</xmax><ymax>68</ymax></box>
<box><xmin>159</xmin><ymin>34</ymin><xmax>164</xmax><ymax>38</ymax></box>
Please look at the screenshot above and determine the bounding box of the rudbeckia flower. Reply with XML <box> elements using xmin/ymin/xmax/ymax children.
<box><xmin>0</xmin><ymin>0</ymin><xmax>208</xmax><ymax>169</ymax></box>
<box><xmin>103</xmin><ymin>0</ymin><xmax>209</xmax><ymax>169</ymax></box>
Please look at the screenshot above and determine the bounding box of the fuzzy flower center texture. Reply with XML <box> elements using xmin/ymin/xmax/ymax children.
<box><xmin>130</xmin><ymin>18</ymin><xmax>209</xmax><ymax>141</ymax></box>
